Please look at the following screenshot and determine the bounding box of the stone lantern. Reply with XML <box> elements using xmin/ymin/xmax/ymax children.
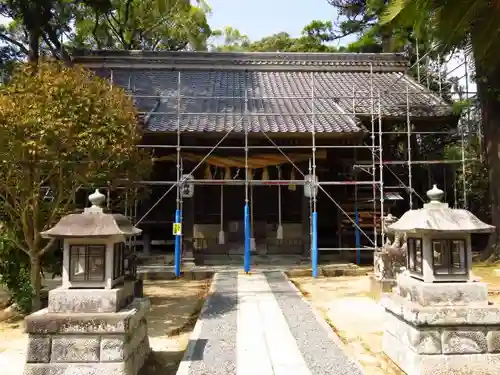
<box><xmin>388</xmin><ymin>185</ymin><xmax>493</xmax><ymax>282</ymax></box>
<box><xmin>23</xmin><ymin>189</ymin><xmax>151</xmax><ymax>375</ymax></box>
<box><xmin>382</xmin><ymin>184</ymin><xmax>499</xmax><ymax>375</ymax></box>
<box><xmin>42</xmin><ymin>189</ymin><xmax>140</xmax><ymax>290</ymax></box>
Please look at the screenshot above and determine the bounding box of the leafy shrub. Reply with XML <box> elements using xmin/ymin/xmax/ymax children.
<box><xmin>0</xmin><ymin>228</ymin><xmax>33</xmax><ymax>314</ymax></box>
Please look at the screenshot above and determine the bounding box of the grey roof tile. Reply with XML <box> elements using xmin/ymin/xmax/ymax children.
<box><xmin>87</xmin><ymin>52</ymin><xmax>453</xmax><ymax>134</ymax></box>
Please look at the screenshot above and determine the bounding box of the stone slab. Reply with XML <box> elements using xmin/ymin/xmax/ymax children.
<box><xmin>442</xmin><ymin>330</ymin><xmax>487</xmax><ymax>354</ymax></box>
<box><xmin>138</xmin><ymin>270</ymin><xmax>214</xmax><ymax>281</ymax></box>
<box><xmin>383</xmin><ymin>329</ymin><xmax>500</xmax><ymax>375</ymax></box>
<box><xmin>100</xmin><ymin>336</ymin><xmax>126</xmax><ymax>362</ymax></box>
<box><xmin>24</xmin><ymin>361</ymin><xmax>131</xmax><ymax>375</ymax></box>
<box><xmin>487</xmin><ymin>330</ymin><xmax>500</xmax><ymax>353</ymax></box>
<box><xmin>25</xmin><ymin>298</ymin><xmax>150</xmax><ymax>334</ymax></box>
<box><xmin>51</xmin><ymin>336</ymin><xmax>100</xmax><ymax>362</ymax></box>
<box><xmin>48</xmin><ymin>282</ymin><xmax>135</xmax><ymax>313</ymax></box>
<box><xmin>382</xmin><ymin>294</ymin><xmax>500</xmax><ymax>326</ymax></box>
<box><xmin>26</xmin><ymin>335</ymin><xmax>51</xmax><ymax>363</ymax></box>
<box><xmin>384</xmin><ymin>309</ymin><xmax>441</xmax><ymax>354</ymax></box>
<box><xmin>397</xmin><ymin>273</ymin><xmax>488</xmax><ymax>306</ymax></box>
<box><xmin>100</xmin><ymin>320</ymin><xmax>148</xmax><ymax>362</ymax></box>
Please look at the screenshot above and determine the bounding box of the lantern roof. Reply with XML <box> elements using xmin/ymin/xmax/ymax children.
<box><xmin>387</xmin><ymin>185</ymin><xmax>494</xmax><ymax>234</ymax></box>
<box><xmin>41</xmin><ymin>189</ymin><xmax>142</xmax><ymax>238</ymax></box>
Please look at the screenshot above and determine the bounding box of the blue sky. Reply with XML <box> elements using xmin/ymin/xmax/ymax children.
<box><xmin>206</xmin><ymin>0</ymin><xmax>352</xmax><ymax>44</ymax></box>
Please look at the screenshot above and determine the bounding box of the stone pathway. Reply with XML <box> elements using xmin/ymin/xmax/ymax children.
<box><xmin>176</xmin><ymin>271</ymin><xmax>364</xmax><ymax>375</ymax></box>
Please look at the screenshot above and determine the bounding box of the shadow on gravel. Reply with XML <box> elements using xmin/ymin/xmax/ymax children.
<box><xmin>200</xmin><ymin>292</ymin><xmax>238</xmax><ymax>320</ymax></box>
<box><xmin>140</xmin><ymin>349</ymin><xmax>185</xmax><ymax>375</ymax></box>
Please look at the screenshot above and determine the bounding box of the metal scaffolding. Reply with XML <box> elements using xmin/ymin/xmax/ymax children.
<box><xmin>109</xmin><ymin>54</ymin><xmax>479</xmax><ymax>274</ymax></box>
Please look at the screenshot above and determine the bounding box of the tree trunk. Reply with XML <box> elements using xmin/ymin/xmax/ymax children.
<box><xmin>475</xmin><ymin>59</ymin><xmax>500</xmax><ymax>260</ymax></box>
<box><xmin>27</xmin><ymin>29</ymin><xmax>40</xmax><ymax>64</ymax></box>
<box><xmin>30</xmin><ymin>255</ymin><xmax>42</xmax><ymax>312</ymax></box>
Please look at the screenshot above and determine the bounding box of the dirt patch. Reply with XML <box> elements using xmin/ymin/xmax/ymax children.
<box><xmin>140</xmin><ymin>278</ymin><xmax>210</xmax><ymax>375</ymax></box>
<box><xmin>291</xmin><ymin>276</ymin><xmax>403</xmax><ymax>375</ymax></box>
<box><xmin>0</xmin><ymin>317</ymin><xmax>27</xmax><ymax>375</ymax></box>
<box><xmin>291</xmin><ymin>264</ymin><xmax>500</xmax><ymax>375</ymax></box>
<box><xmin>472</xmin><ymin>263</ymin><xmax>500</xmax><ymax>302</ymax></box>
<box><xmin>0</xmin><ymin>278</ymin><xmax>210</xmax><ymax>375</ymax></box>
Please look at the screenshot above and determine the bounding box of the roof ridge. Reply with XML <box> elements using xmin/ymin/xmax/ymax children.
<box><xmin>72</xmin><ymin>49</ymin><xmax>408</xmax><ymax>65</ymax></box>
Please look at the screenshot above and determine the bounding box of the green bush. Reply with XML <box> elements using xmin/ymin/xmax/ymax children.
<box><xmin>0</xmin><ymin>230</ymin><xmax>33</xmax><ymax>314</ymax></box>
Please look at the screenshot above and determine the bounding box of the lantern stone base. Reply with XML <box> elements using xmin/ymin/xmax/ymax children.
<box><xmin>22</xmin><ymin>297</ymin><xmax>151</xmax><ymax>375</ymax></box>
<box><xmin>397</xmin><ymin>274</ymin><xmax>489</xmax><ymax>307</ymax></box>
<box><xmin>382</xmin><ymin>294</ymin><xmax>500</xmax><ymax>375</ymax></box>
<box><xmin>48</xmin><ymin>282</ymin><xmax>135</xmax><ymax>313</ymax></box>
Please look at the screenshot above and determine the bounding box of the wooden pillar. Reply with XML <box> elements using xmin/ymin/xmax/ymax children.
<box><xmin>182</xmin><ymin>192</ymin><xmax>195</xmax><ymax>266</ymax></box>
<box><xmin>301</xmin><ymin>192</ymin><xmax>310</xmax><ymax>258</ymax></box>
<box><xmin>142</xmin><ymin>231</ymin><xmax>151</xmax><ymax>256</ymax></box>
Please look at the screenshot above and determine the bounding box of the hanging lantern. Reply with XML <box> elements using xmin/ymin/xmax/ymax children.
<box><xmin>262</xmin><ymin>167</ymin><xmax>270</xmax><ymax>181</ymax></box>
<box><xmin>304</xmin><ymin>174</ymin><xmax>318</xmax><ymax>198</ymax></box>
<box><xmin>204</xmin><ymin>164</ymin><xmax>212</xmax><ymax>179</ymax></box>
<box><xmin>288</xmin><ymin>168</ymin><xmax>297</xmax><ymax>191</ymax></box>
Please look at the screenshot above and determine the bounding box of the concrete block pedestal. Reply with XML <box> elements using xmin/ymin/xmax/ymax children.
<box><xmin>382</xmin><ymin>274</ymin><xmax>500</xmax><ymax>375</ymax></box>
<box><xmin>23</xmin><ymin>283</ymin><xmax>151</xmax><ymax>375</ymax></box>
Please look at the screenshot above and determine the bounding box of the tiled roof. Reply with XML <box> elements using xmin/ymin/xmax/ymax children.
<box><xmin>72</xmin><ymin>50</ymin><xmax>410</xmax><ymax>71</ymax></box>
<box><xmin>73</xmin><ymin>51</ymin><xmax>454</xmax><ymax>134</ymax></box>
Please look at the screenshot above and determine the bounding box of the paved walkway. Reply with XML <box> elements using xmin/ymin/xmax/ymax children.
<box><xmin>176</xmin><ymin>271</ymin><xmax>364</xmax><ymax>375</ymax></box>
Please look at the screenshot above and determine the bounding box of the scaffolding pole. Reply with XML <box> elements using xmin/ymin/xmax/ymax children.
<box><xmin>174</xmin><ymin>71</ymin><xmax>182</xmax><ymax>277</ymax></box>
<box><xmin>352</xmin><ymin>84</ymin><xmax>362</xmax><ymax>263</ymax></box>
<box><xmin>311</xmin><ymin>72</ymin><xmax>318</xmax><ymax>278</ymax></box>
<box><xmin>463</xmin><ymin>54</ymin><xmax>470</xmax><ymax>207</ymax></box>
<box><xmin>258</xmin><ymin>129</ymin><xmax>375</xmax><ymax>245</ymax></box>
<box><xmin>378</xmin><ymin>90</ymin><xmax>385</xmax><ymax>246</ymax></box>
<box><xmin>135</xmin><ymin>116</ymin><xmax>246</xmax><ymax>225</ymax></box>
<box><xmin>354</xmin><ymin>159</ymin><xmax>477</xmax><ymax>166</ymax></box>
<box><xmin>244</xmin><ymin>77</ymin><xmax>251</xmax><ymax>273</ymax></box>
<box><xmin>406</xmin><ymin>84</ymin><xmax>414</xmax><ymax>209</ymax></box>
<box><xmin>138</xmin><ymin>144</ymin><xmax>377</xmax><ymax>149</ymax></box>
<box><xmin>140</xmin><ymin>180</ymin><xmax>378</xmax><ymax>186</ymax></box>
<box><xmin>123</xmin><ymin>67</ymin><xmax>476</xmax><ymax>265</ymax></box>
<box><xmin>370</xmin><ymin>64</ymin><xmax>378</xmax><ymax>251</ymax></box>
<box><xmin>127</xmin><ymin>92</ymin><xmax>465</xmax><ymax>100</ymax></box>
<box><xmin>136</xmin><ymin>109</ymin><xmax>452</xmax><ymax>117</ymax></box>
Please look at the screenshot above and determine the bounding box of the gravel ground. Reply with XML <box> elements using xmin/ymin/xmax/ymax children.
<box><xmin>186</xmin><ymin>272</ymin><xmax>238</xmax><ymax>375</ymax></box>
<box><xmin>265</xmin><ymin>271</ymin><xmax>365</xmax><ymax>375</ymax></box>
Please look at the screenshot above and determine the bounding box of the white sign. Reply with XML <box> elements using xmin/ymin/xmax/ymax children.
<box><xmin>304</xmin><ymin>174</ymin><xmax>318</xmax><ymax>198</ymax></box>
<box><xmin>181</xmin><ymin>174</ymin><xmax>194</xmax><ymax>198</ymax></box>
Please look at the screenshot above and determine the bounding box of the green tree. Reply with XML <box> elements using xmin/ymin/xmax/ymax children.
<box><xmin>249</xmin><ymin>21</ymin><xmax>338</xmax><ymax>52</ymax></box>
<box><xmin>380</xmin><ymin>0</ymin><xmax>500</xmax><ymax>259</ymax></box>
<box><xmin>211</xmin><ymin>21</ymin><xmax>339</xmax><ymax>53</ymax></box>
<box><xmin>0</xmin><ymin>61</ymin><xmax>152</xmax><ymax>311</ymax></box>
<box><xmin>71</xmin><ymin>0</ymin><xmax>211</xmax><ymax>50</ymax></box>
<box><xmin>210</xmin><ymin>26</ymin><xmax>250</xmax><ymax>52</ymax></box>
<box><xmin>0</xmin><ymin>0</ymin><xmax>87</xmax><ymax>62</ymax></box>
<box><xmin>0</xmin><ymin>0</ymin><xmax>211</xmax><ymax>63</ymax></box>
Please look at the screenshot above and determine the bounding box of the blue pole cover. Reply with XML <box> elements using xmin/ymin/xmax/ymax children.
<box><xmin>174</xmin><ymin>209</ymin><xmax>182</xmax><ymax>277</ymax></box>
<box><xmin>312</xmin><ymin>211</ymin><xmax>318</xmax><ymax>278</ymax></box>
<box><xmin>244</xmin><ymin>204</ymin><xmax>251</xmax><ymax>273</ymax></box>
